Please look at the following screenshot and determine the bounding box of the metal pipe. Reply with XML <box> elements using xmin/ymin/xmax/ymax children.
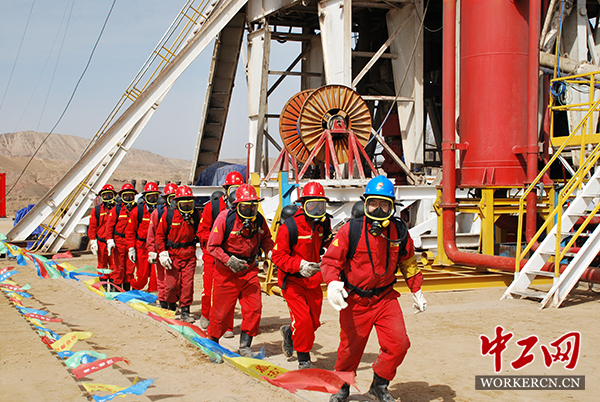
<box><xmin>526</xmin><ymin>0</ymin><xmax>541</xmax><ymax>247</ymax></box>
<box><xmin>440</xmin><ymin>0</ymin><xmax>600</xmax><ymax>283</ymax></box>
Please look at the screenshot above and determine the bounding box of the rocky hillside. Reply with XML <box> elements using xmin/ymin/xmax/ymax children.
<box><xmin>1</xmin><ymin>131</ymin><xmax>191</xmax><ymax>217</ymax></box>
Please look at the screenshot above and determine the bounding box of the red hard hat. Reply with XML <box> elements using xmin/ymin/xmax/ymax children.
<box><xmin>174</xmin><ymin>185</ymin><xmax>194</xmax><ymax>200</ymax></box>
<box><xmin>233</xmin><ymin>184</ymin><xmax>262</xmax><ymax>204</ymax></box>
<box><xmin>300</xmin><ymin>181</ymin><xmax>329</xmax><ymax>201</ymax></box>
<box><xmin>163</xmin><ymin>182</ymin><xmax>178</xmax><ymax>197</ymax></box>
<box><xmin>100</xmin><ymin>184</ymin><xmax>116</xmax><ymax>194</ymax></box>
<box><xmin>143</xmin><ymin>182</ymin><xmax>159</xmax><ymax>193</ymax></box>
<box><xmin>119</xmin><ymin>183</ymin><xmax>137</xmax><ymax>194</ymax></box>
<box><xmin>224</xmin><ymin>171</ymin><xmax>244</xmax><ymax>186</ymax></box>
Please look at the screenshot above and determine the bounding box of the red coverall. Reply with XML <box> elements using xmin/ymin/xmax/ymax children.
<box><xmin>196</xmin><ymin>196</ymin><xmax>227</xmax><ymax>321</ymax></box>
<box><xmin>126</xmin><ymin>203</ymin><xmax>157</xmax><ymax>292</ymax></box>
<box><xmin>271</xmin><ymin>208</ymin><xmax>331</xmax><ymax>354</ymax></box>
<box><xmin>106</xmin><ymin>205</ymin><xmax>135</xmax><ymax>285</ymax></box>
<box><xmin>155</xmin><ymin>209</ymin><xmax>197</xmax><ymax>308</ymax></box>
<box><xmin>88</xmin><ymin>204</ymin><xmax>114</xmax><ymax>279</ymax></box>
<box><xmin>206</xmin><ymin>210</ymin><xmax>274</xmax><ymax>339</ymax></box>
<box><xmin>147</xmin><ymin>206</ymin><xmax>168</xmax><ymax>302</ymax></box>
<box><xmin>321</xmin><ymin>218</ymin><xmax>423</xmax><ymax>381</ymax></box>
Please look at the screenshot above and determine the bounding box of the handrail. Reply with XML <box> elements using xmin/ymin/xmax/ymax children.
<box><xmin>515</xmin><ymin>71</ymin><xmax>600</xmax><ymax>272</ymax></box>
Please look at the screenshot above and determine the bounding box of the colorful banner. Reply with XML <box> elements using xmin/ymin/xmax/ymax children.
<box><xmin>16</xmin><ymin>306</ymin><xmax>48</xmax><ymax>315</ymax></box>
<box><xmin>147</xmin><ymin>312</ymin><xmax>207</xmax><ymax>338</ymax></box>
<box><xmin>51</xmin><ymin>331</ymin><xmax>94</xmax><ymax>352</ymax></box>
<box><xmin>52</xmin><ymin>250</ymin><xmax>73</xmax><ymax>260</ymax></box>
<box><xmin>82</xmin><ymin>382</ymin><xmax>126</xmax><ymax>395</ymax></box>
<box><xmin>113</xmin><ymin>290</ymin><xmax>157</xmax><ymax>304</ymax></box>
<box><xmin>91</xmin><ymin>379</ymin><xmax>153</xmax><ymax>402</ymax></box>
<box><xmin>65</xmin><ymin>351</ymin><xmax>108</xmax><ymax>369</ymax></box>
<box><xmin>264</xmin><ymin>369</ymin><xmax>357</xmax><ymax>394</ymax></box>
<box><xmin>224</xmin><ymin>356</ymin><xmax>289</xmax><ymax>380</ymax></box>
<box><xmin>58</xmin><ymin>351</ymin><xmax>75</xmax><ymax>359</ymax></box>
<box><xmin>0</xmin><ymin>266</ymin><xmax>14</xmax><ymax>275</ymax></box>
<box><xmin>128</xmin><ymin>302</ymin><xmax>174</xmax><ymax>319</ymax></box>
<box><xmin>72</xmin><ymin>357</ymin><xmax>128</xmax><ymax>379</ymax></box>
<box><xmin>0</xmin><ymin>270</ymin><xmax>17</xmax><ymax>282</ymax></box>
<box><xmin>192</xmin><ymin>336</ymin><xmax>240</xmax><ymax>359</ymax></box>
<box><xmin>24</xmin><ymin>313</ymin><xmax>62</xmax><ymax>322</ymax></box>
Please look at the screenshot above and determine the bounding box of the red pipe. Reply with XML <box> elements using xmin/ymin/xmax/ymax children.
<box><xmin>440</xmin><ymin>0</ymin><xmax>600</xmax><ymax>283</ymax></box>
<box><xmin>526</xmin><ymin>0</ymin><xmax>541</xmax><ymax>246</ymax></box>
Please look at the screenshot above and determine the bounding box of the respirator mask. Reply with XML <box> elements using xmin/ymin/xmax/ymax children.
<box><xmin>144</xmin><ymin>192</ymin><xmax>160</xmax><ymax>212</ymax></box>
<box><xmin>101</xmin><ymin>191</ymin><xmax>116</xmax><ymax>208</ymax></box>
<box><xmin>121</xmin><ymin>191</ymin><xmax>136</xmax><ymax>210</ymax></box>
<box><xmin>177</xmin><ymin>199</ymin><xmax>195</xmax><ymax>221</ymax></box>
<box><xmin>237</xmin><ymin>201</ymin><xmax>259</xmax><ymax>237</ymax></box>
<box><xmin>226</xmin><ymin>185</ymin><xmax>240</xmax><ymax>209</ymax></box>
<box><xmin>364</xmin><ymin>196</ymin><xmax>394</xmax><ymax>237</ymax></box>
<box><xmin>303</xmin><ymin>198</ymin><xmax>327</xmax><ymax>225</ymax></box>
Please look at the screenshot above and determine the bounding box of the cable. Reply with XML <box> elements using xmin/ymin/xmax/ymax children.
<box><xmin>0</xmin><ymin>0</ymin><xmax>36</xmax><ymax>115</ymax></box>
<box><xmin>1</xmin><ymin>0</ymin><xmax>118</xmax><ymax>207</ymax></box>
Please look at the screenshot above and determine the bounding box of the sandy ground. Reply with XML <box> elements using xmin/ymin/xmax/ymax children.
<box><xmin>2</xmin><ymin>219</ymin><xmax>600</xmax><ymax>401</ymax></box>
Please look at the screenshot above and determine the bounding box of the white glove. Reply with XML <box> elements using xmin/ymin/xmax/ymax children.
<box><xmin>128</xmin><ymin>247</ymin><xmax>137</xmax><ymax>263</ymax></box>
<box><xmin>267</xmin><ymin>250</ymin><xmax>273</xmax><ymax>260</ymax></box>
<box><xmin>226</xmin><ymin>256</ymin><xmax>248</xmax><ymax>273</ymax></box>
<box><xmin>299</xmin><ymin>260</ymin><xmax>320</xmax><ymax>278</ymax></box>
<box><xmin>90</xmin><ymin>239</ymin><xmax>98</xmax><ymax>256</ymax></box>
<box><xmin>159</xmin><ymin>251</ymin><xmax>172</xmax><ymax>270</ymax></box>
<box><xmin>412</xmin><ymin>290</ymin><xmax>427</xmax><ymax>314</ymax></box>
<box><xmin>148</xmin><ymin>251</ymin><xmax>157</xmax><ymax>264</ymax></box>
<box><xmin>107</xmin><ymin>239</ymin><xmax>115</xmax><ymax>256</ymax></box>
<box><xmin>327</xmin><ymin>281</ymin><xmax>348</xmax><ymax>311</ymax></box>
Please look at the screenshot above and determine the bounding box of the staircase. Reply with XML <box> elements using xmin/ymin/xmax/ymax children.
<box><xmin>7</xmin><ymin>0</ymin><xmax>248</xmax><ymax>252</ymax></box>
<box><xmin>189</xmin><ymin>10</ymin><xmax>246</xmax><ymax>183</ymax></box>
<box><xmin>502</xmin><ymin>73</ymin><xmax>600</xmax><ymax>308</ymax></box>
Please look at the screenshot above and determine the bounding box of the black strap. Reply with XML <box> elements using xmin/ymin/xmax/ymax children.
<box><xmin>94</xmin><ymin>204</ymin><xmax>101</xmax><ymax>222</ymax></box>
<box><xmin>347</xmin><ymin>217</ymin><xmax>364</xmax><ymax>261</ymax></box>
<box><xmin>114</xmin><ymin>231</ymin><xmax>125</xmax><ymax>238</ymax></box>
<box><xmin>211</xmin><ymin>198</ymin><xmax>221</xmax><ymax>229</ymax></box>
<box><xmin>96</xmin><ymin>236</ymin><xmax>107</xmax><ymax>244</ymax></box>
<box><xmin>283</xmin><ymin>216</ymin><xmax>298</xmax><ymax>251</ymax></box>
<box><xmin>222</xmin><ymin>209</ymin><xmax>264</xmax><ymax>262</ymax></box>
<box><xmin>340</xmin><ymin>270</ymin><xmax>396</xmax><ymax>298</ymax></box>
<box><xmin>137</xmin><ymin>203</ymin><xmax>145</xmax><ymax>225</ymax></box>
<box><xmin>164</xmin><ymin>207</ymin><xmax>199</xmax><ymax>249</ymax></box>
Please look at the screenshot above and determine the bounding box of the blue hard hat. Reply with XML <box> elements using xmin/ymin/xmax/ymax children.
<box><xmin>363</xmin><ymin>175</ymin><xmax>395</xmax><ymax>200</ymax></box>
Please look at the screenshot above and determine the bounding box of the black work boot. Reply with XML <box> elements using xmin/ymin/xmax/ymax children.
<box><xmin>159</xmin><ymin>300</ymin><xmax>168</xmax><ymax>309</ymax></box>
<box><xmin>180</xmin><ymin>306</ymin><xmax>195</xmax><ymax>323</ymax></box>
<box><xmin>168</xmin><ymin>302</ymin><xmax>178</xmax><ymax>312</ymax></box>
<box><xmin>238</xmin><ymin>331</ymin><xmax>260</xmax><ymax>358</ymax></box>
<box><xmin>368</xmin><ymin>372</ymin><xmax>395</xmax><ymax>402</ymax></box>
<box><xmin>210</xmin><ymin>336</ymin><xmax>219</xmax><ymax>344</ymax></box>
<box><xmin>329</xmin><ymin>383</ymin><xmax>350</xmax><ymax>402</ymax></box>
<box><xmin>297</xmin><ymin>351</ymin><xmax>311</xmax><ymax>369</ymax></box>
<box><xmin>280</xmin><ymin>325</ymin><xmax>294</xmax><ymax>358</ymax></box>
<box><xmin>122</xmin><ymin>282</ymin><xmax>131</xmax><ymax>291</ymax></box>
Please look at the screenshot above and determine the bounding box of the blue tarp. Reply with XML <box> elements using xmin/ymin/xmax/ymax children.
<box><xmin>14</xmin><ymin>204</ymin><xmax>44</xmax><ymax>248</ymax></box>
<box><xmin>195</xmin><ymin>162</ymin><xmax>246</xmax><ymax>186</ymax></box>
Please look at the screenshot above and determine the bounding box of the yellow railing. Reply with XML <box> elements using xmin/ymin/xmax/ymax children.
<box><xmin>515</xmin><ymin>71</ymin><xmax>600</xmax><ymax>274</ymax></box>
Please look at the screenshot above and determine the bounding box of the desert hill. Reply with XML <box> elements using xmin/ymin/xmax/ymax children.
<box><xmin>1</xmin><ymin>131</ymin><xmax>191</xmax><ymax>217</ymax></box>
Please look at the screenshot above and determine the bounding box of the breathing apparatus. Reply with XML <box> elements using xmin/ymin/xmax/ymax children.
<box><xmin>100</xmin><ymin>190</ymin><xmax>116</xmax><ymax>209</ymax></box>
<box><xmin>362</xmin><ymin>175</ymin><xmax>402</xmax><ymax>244</ymax></box>
<box><xmin>121</xmin><ymin>191</ymin><xmax>137</xmax><ymax>211</ymax></box>
<box><xmin>303</xmin><ymin>198</ymin><xmax>327</xmax><ymax>226</ymax></box>
<box><xmin>237</xmin><ymin>201</ymin><xmax>259</xmax><ymax>237</ymax></box>
<box><xmin>177</xmin><ymin>198</ymin><xmax>195</xmax><ymax>221</ymax></box>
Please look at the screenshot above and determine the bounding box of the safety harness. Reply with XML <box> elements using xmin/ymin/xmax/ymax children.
<box><xmin>221</xmin><ymin>209</ymin><xmax>265</xmax><ymax>264</ymax></box>
<box><xmin>163</xmin><ymin>208</ymin><xmax>200</xmax><ymax>250</ymax></box>
<box><xmin>341</xmin><ymin>216</ymin><xmax>408</xmax><ymax>298</ymax></box>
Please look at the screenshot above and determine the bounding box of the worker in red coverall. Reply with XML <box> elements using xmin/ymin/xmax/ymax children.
<box><xmin>126</xmin><ymin>182</ymin><xmax>160</xmax><ymax>292</ymax></box>
<box><xmin>147</xmin><ymin>182</ymin><xmax>178</xmax><ymax>309</ymax></box>
<box><xmin>272</xmin><ymin>181</ymin><xmax>332</xmax><ymax>369</ymax></box>
<box><xmin>88</xmin><ymin>184</ymin><xmax>117</xmax><ymax>284</ymax></box>
<box><xmin>206</xmin><ymin>184</ymin><xmax>274</xmax><ymax>357</ymax></box>
<box><xmin>155</xmin><ymin>185</ymin><xmax>198</xmax><ymax>323</ymax></box>
<box><xmin>322</xmin><ymin>175</ymin><xmax>427</xmax><ymax>402</ymax></box>
<box><xmin>106</xmin><ymin>183</ymin><xmax>137</xmax><ymax>291</ymax></box>
<box><xmin>197</xmin><ymin>170</ymin><xmax>244</xmax><ymax>336</ymax></box>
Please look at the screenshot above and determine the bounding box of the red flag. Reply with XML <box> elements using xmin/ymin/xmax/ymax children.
<box><xmin>264</xmin><ymin>369</ymin><xmax>357</xmax><ymax>394</ymax></box>
<box><xmin>40</xmin><ymin>336</ymin><xmax>54</xmax><ymax>348</ymax></box>
<box><xmin>9</xmin><ymin>297</ymin><xmax>23</xmax><ymax>306</ymax></box>
<box><xmin>0</xmin><ymin>283</ymin><xmax>22</xmax><ymax>291</ymax></box>
<box><xmin>25</xmin><ymin>313</ymin><xmax>62</xmax><ymax>322</ymax></box>
<box><xmin>72</xmin><ymin>357</ymin><xmax>128</xmax><ymax>379</ymax></box>
<box><xmin>0</xmin><ymin>266</ymin><xmax>15</xmax><ymax>275</ymax></box>
<box><xmin>52</xmin><ymin>250</ymin><xmax>73</xmax><ymax>261</ymax></box>
<box><xmin>147</xmin><ymin>312</ymin><xmax>207</xmax><ymax>338</ymax></box>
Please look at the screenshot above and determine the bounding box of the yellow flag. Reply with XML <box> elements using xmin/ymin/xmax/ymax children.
<box><xmin>84</xmin><ymin>278</ymin><xmax>105</xmax><ymax>297</ymax></box>
<box><xmin>129</xmin><ymin>302</ymin><xmax>175</xmax><ymax>319</ymax></box>
<box><xmin>82</xmin><ymin>382</ymin><xmax>126</xmax><ymax>394</ymax></box>
<box><xmin>224</xmin><ymin>356</ymin><xmax>288</xmax><ymax>380</ymax></box>
<box><xmin>51</xmin><ymin>331</ymin><xmax>94</xmax><ymax>351</ymax></box>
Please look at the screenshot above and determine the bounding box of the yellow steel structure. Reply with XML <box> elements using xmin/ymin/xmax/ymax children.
<box><xmin>516</xmin><ymin>71</ymin><xmax>600</xmax><ymax>275</ymax></box>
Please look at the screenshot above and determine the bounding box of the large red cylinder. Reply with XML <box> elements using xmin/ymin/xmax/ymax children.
<box><xmin>459</xmin><ymin>0</ymin><xmax>529</xmax><ymax>187</ymax></box>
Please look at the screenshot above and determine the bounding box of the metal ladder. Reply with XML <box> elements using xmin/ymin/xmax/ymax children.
<box><xmin>189</xmin><ymin>10</ymin><xmax>246</xmax><ymax>183</ymax></box>
<box><xmin>7</xmin><ymin>0</ymin><xmax>248</xmax><ymax>252</ymax></box>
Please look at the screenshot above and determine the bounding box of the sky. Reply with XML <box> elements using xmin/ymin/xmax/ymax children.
<box><xmin>0</xmin><ymin>0</ymin><xmax>300</xmax><ymax>161</ymax></box>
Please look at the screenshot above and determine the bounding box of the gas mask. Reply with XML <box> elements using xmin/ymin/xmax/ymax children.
<box><xmin>303</xmin><ymin>198</ymin><xmax>327</xmax><ymax>225</ymax></box>
<box><xmin>225</xmin><ymin>185</ymin><xmax>240</xmax><ymax>209</ymax></box>
<box><xmin>121</xmin><ymin>191</ymin><xmax>136</xmax><ymax>211</ymax></box>
<box><xmin>237</xmin><ymin>201</ymin><xmax>259</xmax><ymax>238</ymax></box>
<box><xmin>364</xmin><ymin>196</ymin><xmax>394</xmax><ymax>237</ymax></box>
<box><xmin>166</xmin><ymin>194</ymin><xmax>176</xmax><ymax>209</ymax></box>
<box><xmin>144</xmin><ymin>192</ymin><xmax>160</xmax><ymax>212</ymax></box>
<box><xmin>101</xmin><ymin>191</ymin><xmax>116</xmax><ymax>208</ymax></box>
<box><xmin>177</xmin><ymin>199</ymin><xmax>195</xmax><ymax>221</ymax></box>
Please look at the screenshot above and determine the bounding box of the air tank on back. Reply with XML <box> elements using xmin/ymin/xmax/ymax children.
<box><xmin>458</xmin><ymin>0</ymin><xmax>529</xmax><ymax>187</ymax></box>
